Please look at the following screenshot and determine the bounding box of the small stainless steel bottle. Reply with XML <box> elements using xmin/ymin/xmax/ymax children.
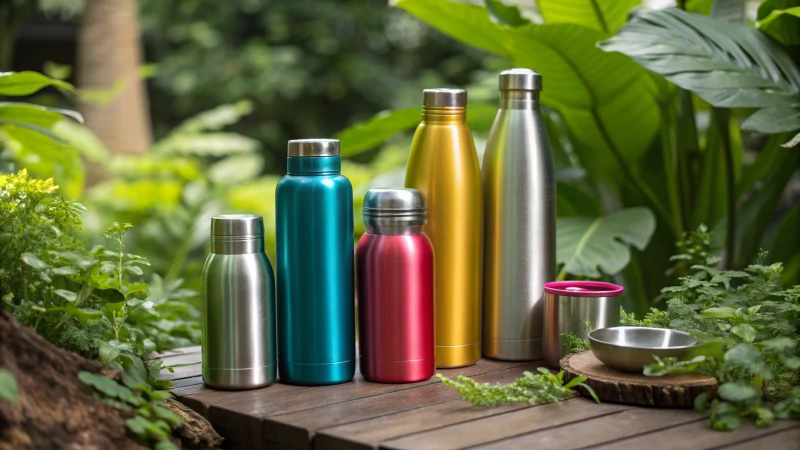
<box><xmin>357</xmin><ymin>188</ymin><xmax>435</xmax><ymax>383</ymax></box>
<box><xmin>201</xmin><ymin>214</ymin><xmax>276</xmax><ymax>390</ymax></box>
<box><xmin>482</xmin><ymin>69</ymin><xmax>555</xmax><ymax>361</ymax></box>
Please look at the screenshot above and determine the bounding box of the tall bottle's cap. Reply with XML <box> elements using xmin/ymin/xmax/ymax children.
<box><xmin>211</xmin><ymin>214</ymin><xmax>264</xmax><ymax>239</ymax></box>
<box><xmin>422</xmin><ymin>89</ymin><xmax>467</xmax><ymax>107</ymax></box>
<box><xmin>287</xmin><ymin>139</ymin><xmax>340</xmax><ymax>157</ymax></box>
<box><xmin>499</xmin><ymin>68</ymin><xmax>542</xmax><ymax>91</ymax></box>
<box><xmin>362</xmin><ymin>188</ymin><xmax>426</xmax><ymax>228</ymax></box>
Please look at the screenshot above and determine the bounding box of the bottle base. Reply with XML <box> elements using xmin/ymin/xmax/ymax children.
<box><xmin>483</xmin><ymin>337</ymin><xmax>543</xmax><ymax>361</ymax></box>
<box><xmin>435</xmin><ymin>341</ymin><xmax>481</xmax><ymax>368</ymax></box>
<box><xmin>279</xmin><ymin>360</ymin><xmax>355</xmax><ymax>385</ymax></box>
<box><xmin>202</xmin><ymin>364</ymin><xmax>276</xmax><ymax>390</ymax></box>
<box><xmin>360</xmin><ymin>357</ymin><xmax>434</xmax><ymax>383</ymax></box>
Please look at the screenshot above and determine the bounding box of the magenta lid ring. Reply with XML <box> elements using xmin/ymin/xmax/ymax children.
<box><xmin>543</xmin><ymin>281</ymin><xmax>624</xmax><ymax>297</ymax></box>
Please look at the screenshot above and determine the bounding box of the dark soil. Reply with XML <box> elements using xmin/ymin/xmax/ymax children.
<box><xmin>0</xmin><ymin>309</ymin><xmax>222</xmax><ymax>449</ymax></box>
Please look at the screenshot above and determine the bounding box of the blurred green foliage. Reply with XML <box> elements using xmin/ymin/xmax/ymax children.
<box><xmin>138</xmin><ymin>0</ymin><xmax>487</xmax><ymax>165</ymax></box>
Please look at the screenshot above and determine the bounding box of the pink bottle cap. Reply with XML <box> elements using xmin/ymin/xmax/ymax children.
<box><xmin>543</xmin><ymin>281</ymin><xmax>624</xmax><ymax>297</ymax></box>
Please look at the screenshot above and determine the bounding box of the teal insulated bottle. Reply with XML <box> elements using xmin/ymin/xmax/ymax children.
<box><xmin>276</xmin><ymin>138</ymin><xmax>355</xmax><ymax>385</ymax></box>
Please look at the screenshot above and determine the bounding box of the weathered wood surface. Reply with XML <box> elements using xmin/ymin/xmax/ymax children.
<box><xmin>561</xmin><ymin>350</ymin><xmax>718</xmax><ymax>408</ymax></box>
<box><xmin>161</xmin><ymin>347</ymin><xmax>799</xmax><ymax>450</ymax></box>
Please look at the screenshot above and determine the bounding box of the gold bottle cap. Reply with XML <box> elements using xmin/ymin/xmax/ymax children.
<box><xmin>422</xmin><ymin>88</ymin><xmax>466</xmax><ymax>107</ymax></box>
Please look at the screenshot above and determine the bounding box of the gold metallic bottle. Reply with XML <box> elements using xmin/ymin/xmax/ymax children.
<box><xmin>405</xmin><ymin>89</ymin><xmax>483</xmax><ymax>368</ymax></box>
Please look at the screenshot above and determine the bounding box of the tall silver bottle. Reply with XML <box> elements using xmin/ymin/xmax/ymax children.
<box><xmin>201</xmin><ymin>214</ymin><xmax>277</xmax><ymax>389</ymax></box>
<box><xmin>482</xmin><ymin>69</ymin><xmax>555</xmax><ymax>361</ymax></box>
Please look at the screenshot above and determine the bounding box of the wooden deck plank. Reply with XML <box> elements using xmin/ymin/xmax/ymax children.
<box><xmin>722</xmin><ymin>427</ymin><xmax>800</xmax><ymax>450</ymax></box>
<box><xmin>471</xmin><ymin>407</ymin><xmax>704</xmax><ymax>450</ymax></box>
<box><xmin>315</xmin><ymin>395</ymin><xmax>529</xmax><ymax>450</ymax></box>
<box><xmin>204</xmin><ymin>358</ymin><xmax>529</xmax><ymax>419</ymax></box>
<box><xmin>202</xmin><ymin>359</ymin><xmax>529</xmax><ymax>450</ymax></box>
<box><xmin>379</xmin><ymin>398</ymin><xmax>627</xmax><ymax>450</ymax></box>
<box><xmin>161</xmin><ymin>347</ymin><xmax>793</xmax><ymax>450</ymax></box>
<box><xmin>265</xmin><ymin>362</ymin><xmax>544</xmax><ymax>449</ymax></box>
<box><xmin>591</xmin><ymin>419</ymin><xmax>800</xmax><ymax>450</ymax></box>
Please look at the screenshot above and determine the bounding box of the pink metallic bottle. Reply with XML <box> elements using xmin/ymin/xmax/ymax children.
<box><xmin>357</xmin><ymin>188</ymin><xmax>435</xmax><ymax>383</ymax></box>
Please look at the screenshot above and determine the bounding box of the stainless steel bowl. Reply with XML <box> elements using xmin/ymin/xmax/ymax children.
<box><xmin>588</xmin><ymin>327</ymin><xmax>698</xmax><ymax>373</ymax></box>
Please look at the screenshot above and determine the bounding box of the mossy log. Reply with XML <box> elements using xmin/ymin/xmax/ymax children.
<box><xmin>0</xmin><ymin>309</ymin><xmax>221</xmax><ymax>449</ymax></box>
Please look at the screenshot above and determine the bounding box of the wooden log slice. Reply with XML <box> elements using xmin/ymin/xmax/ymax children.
<box><xmin>560</xmin><ymin>351</ymin><xmax>718</xmax><ymax>408</ymax></box>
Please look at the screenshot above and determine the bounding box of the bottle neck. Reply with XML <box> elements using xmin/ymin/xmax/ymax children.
<box><xmin>365</xmin><ymin>223</ymin><xmax>424</xmax><ymax>235</ymax></box>
<box><xmin>421</xmin><ymin>106</ymin><xmax>466</xmax><ymax>125</ymax></box>
<box><xmin>287</xmin><ymin>156</ymin><xmax>341</xmax><ymax>175</ymax></box>
<box><xmin>212</xmin><ymin>237</ymin><xmax>264</xmax><ymax>254</ymax></box>
<box><xmin>500</xmin><ymin>90</ymin><xmax>540</xmax><ymax>110</ymax></box>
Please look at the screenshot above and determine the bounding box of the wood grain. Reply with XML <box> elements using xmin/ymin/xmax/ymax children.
<box><xmin>722</xmin><ymin>427</ymin><xmax>800</xmax><ymax>450</ymax></box>
<box><xmin>472</xmin><ymin>406</ymin><xmax>704</xmax><ymax>449</ymax></box>
<box><xmin>266</xmin><ymin>362</ymin><xmax>544</xmax><ymax>449</ymax></box>
<box><xmin>316</xmin><ymin>393</ymin><xmax>529</xmax><ymax>450</ymax></box>
<box><xmin>592</xmin><ymin>419</ymin><xmax>800</xmax><ymax>450</ymax></box>
<box><xmin>561</xmin><ymin>351</ymin><xmax>717</xmax><ymax>407</ymax></box>
<box><xmin>380</xmin><ymin>398</ymin><xmax>626</xmax><ymax>450</ymax></box>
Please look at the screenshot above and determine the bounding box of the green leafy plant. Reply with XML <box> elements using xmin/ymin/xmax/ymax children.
<box><xmin>437</xmin><ymin>368</ymin><xmax>599</xmax><ymax>406</ymax></box>
<box><xmin>562</xmin><ymin>332</ymin><xmax>590</xmax><ymax>354</ymax></box>
<box><xmin>0</xmin><ymin>71</ymin><xmax>101</xmax><ymax>199</ymax></box>
<box><xmin>644</xmin><ymin>339</ymin><xmax>799</xmax><ymax>430</ymax></box>
<box><xmin>79</xmin><ymin>371</ymin><xmax>180</xmax><ymax>449</ymax></box>
<box><xmin>562</xmin><ymin>319</ymin><xmax>594</xmax><ymax>353</ymax></box>
<box><xmin>632</xmin><ymin>227</ymin><xmax>800</xmax><ymax>430</ymax></box>
<box><xmin>0</xmin><ymin>170</ymin><xmax>200</xmax><ymax>390</ymax></box>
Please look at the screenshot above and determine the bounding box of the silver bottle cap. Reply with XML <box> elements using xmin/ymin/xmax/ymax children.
<box><xmin>422</xmin><ymin>88</ymin><xmax>466</xmax><ymax>107</ymax></box>
<box><xmin>362</xmin><ymin>188</ymin><xmax>426</xmax><ymax>234</ymax></box>
<box><xmin>288</xmin><ymin>139</ymin><xmax>340</xmax><ymax>157</ymax></box>
<box><xmin>210</xmin><ymin>214</ymin><xmax>264</xmax><ymax>253</ymax></box>
<box><xmin>499</xmin><ymin>68</ymin><xmax>542</xmax><ymax>91</ymax></box>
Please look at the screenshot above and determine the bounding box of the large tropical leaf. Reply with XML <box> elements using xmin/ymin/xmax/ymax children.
<box><xmin>393</xmin><ymin>0</ymin><xmax>661</xmax><ymax>180</ymax></box>
<box><xmin>557</xmin><ymin>207</ymin><xmax>656</xmax><ymax>278</ymax></box>
<box><xmin>389</xmin><ymin>0</ymin><xmax>508</xmax><ymax>54</ymax></box>
<box><xmin>484</xmin><ymin>0</ymin><xmax>528</xmax><ymax>27</ymax></box>
<box><xmin>335</xmin><ymin>103</ymin><xmax>498</xmax><ymax>157</ymax></box>
<box><xmin>757</xmin><ymin>0</ymin><xmax>800</xmax><ymax>46</ymax></box>
<box><xmin>598</xmin><ymin>8</ymin><xmax>800</xmax><ymax>143</ymax></box>
<box><xmin>537</xmin><ymin>0</ymin><xmax>640</xmax><ymax>35</ymax></box>
<box><xmin>0</xmin><ymin>102</ymin><xmax>83</xmax><ymax>126</ymax></box>
<box><xmin>0</xmin><ymin>71</ymin><xmax>75</xmax><ymax>96</ymax></box>
<box><xmin>336</xmin><ymin>107</ymin><xmax>420</xmax><ymax>157</ymax></box>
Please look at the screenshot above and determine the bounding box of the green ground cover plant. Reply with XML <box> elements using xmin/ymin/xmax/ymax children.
<box><xmin>0</xmin><ymin>169</ymin><xmax>200</xmax><ymax>446</ymax></box>
<box><xmin>437</xmin><ymin>368</ymin><xmax>599</xmax><ymax>406</ymax></box>
<box><xmin>622</xmin><ymin>226</ymin><xmax>800</xmax><ymax>430</ymax></box>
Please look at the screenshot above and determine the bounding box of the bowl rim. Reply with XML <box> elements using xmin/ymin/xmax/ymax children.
<box><xmin>588</xmin><ymin>326</ymin><xmax>698</xmax><ymax>350</ymax></box>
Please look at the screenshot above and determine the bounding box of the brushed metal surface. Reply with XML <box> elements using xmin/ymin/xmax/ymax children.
<box><xmin>201</xmin><ymin>215</ymin><xmax>276</xmax><ymax>390</ymax></box>
<box><xmin>422</xmin><ymin>88</ymin><xmax>466</xmax><ymax>107</ymax></box>
<box><xmin>482</xmin><ymin>80</ymin><xmax>555</xmax><ymax>361</ymax></box>
<box><xmin>362</xmin><ymin>188</ymin><xmax>426</xmax><ymax>235</ymax></box>
<box><xmin>543</xmin><ymin>292</ymin><xmax>620</xmax><ymax>368</ymax></box>
<box><xmin>589</xmin><ymin>327</ymin><xmax>698</xmax><ymax>373</ymax></box>
<box><xmin>287</xmin><ymin>138</ymin><xmax>340</xmax><ymax>157</ymax></box>
<box><xmin>405</xmin><ymin>97</ymin><xmax>483</xmax><ymax>368</ymax></box>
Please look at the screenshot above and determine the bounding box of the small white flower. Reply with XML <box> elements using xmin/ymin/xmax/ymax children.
<box><xmin>143</xmin><ymin>300</ymin><xmax>154</xmax><ymax>310</ymax></box>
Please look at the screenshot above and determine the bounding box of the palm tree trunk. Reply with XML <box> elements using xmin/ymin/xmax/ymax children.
<box><xmin>77</xmin><ymin>0</ymin><xmax>152</xmax><ymax>158</ymax></box>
